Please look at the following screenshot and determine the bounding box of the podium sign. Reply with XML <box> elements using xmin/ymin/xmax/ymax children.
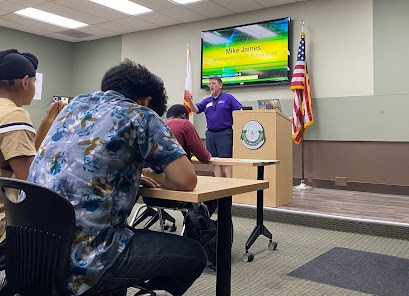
<box><xmin>240</xmin><ymin>120</ymin><xmax>265</xmax><ymax>150</ymax></box>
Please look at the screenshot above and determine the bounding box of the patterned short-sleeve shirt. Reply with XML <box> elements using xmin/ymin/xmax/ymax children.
<box><xmin>28</xmin><ymin>91</ymin><xmax>185</xmax><ymax>295</ymax></box>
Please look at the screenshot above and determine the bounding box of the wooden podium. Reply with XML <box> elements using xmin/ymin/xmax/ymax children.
<box><xmin>232</xmin><ymin>109</ymin><xmax>292</xmax><ymax>207</ymax></box>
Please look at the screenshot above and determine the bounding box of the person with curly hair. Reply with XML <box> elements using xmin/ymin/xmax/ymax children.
<box><xmin>28</xmin><ymin>60</ymin><xmax>207</xmax><ymax>296</ymax></box>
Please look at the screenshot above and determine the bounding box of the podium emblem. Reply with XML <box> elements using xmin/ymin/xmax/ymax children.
<box><xmin>240</xmin><ymin>120</ymin><xmax>265</xmax><ymax>150</ymax></box>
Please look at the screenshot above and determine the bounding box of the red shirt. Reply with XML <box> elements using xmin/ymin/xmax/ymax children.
<box><xmin>166</xmin><ymin>118</ymin><xmax>211</xmax><ymax>163</ymax></box>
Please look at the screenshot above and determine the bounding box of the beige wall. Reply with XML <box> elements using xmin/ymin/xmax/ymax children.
<box><xmin>0</xmin><ymin>27</ymin><xmax>74</xmax><ymax>128</ymax></box>
<box><xmin>121</xmin><ymin>0</ymin><xmax>373</xmax><ymax>107</ymax></box>
<box><xmin>71</xmin><ymin>36</ymin><xmax>122</xmax><ymax>95</ymax></box>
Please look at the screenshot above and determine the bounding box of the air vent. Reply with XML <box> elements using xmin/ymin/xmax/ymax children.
<box><xmin>58</xmin><ymin>29</ymin><xmax>95</xmax><ymax>39</ymax></box>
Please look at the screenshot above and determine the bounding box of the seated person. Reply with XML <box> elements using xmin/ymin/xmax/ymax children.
<box><xmin>165</xmin><ymin>104</ymin><xmax>217</xmax><ymax>215</ymax></box>
<box><xmin>0</xmin><ymin>49</ymin><xmax>63</xmax><ymax>241</ymax></box>
<box><xmin>28</xmin><ymin>60</ymin><xmax>207</xmax><ymax>296</ymax></box>
<box><xmin>166</xmin><ymin>104</ymin><xmax>211</xmax><ymax>163</ymax></box>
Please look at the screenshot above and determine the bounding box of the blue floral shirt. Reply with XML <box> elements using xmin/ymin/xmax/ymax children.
<box><xmin>28</xmin><ymin>91</ymin><xmax>185</xmax><ymax>295</ymax></box>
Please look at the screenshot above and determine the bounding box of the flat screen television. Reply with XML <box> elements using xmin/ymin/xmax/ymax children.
<box><xmin>201</xmin><ymin>17</ymin><xmax>291</xmax><ymax>88</ymax></box>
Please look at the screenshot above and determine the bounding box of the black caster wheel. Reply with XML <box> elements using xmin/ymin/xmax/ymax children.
<box><xmin>268</xmin><ymin>241</ymin><xmax>278</xmax><ymax>251</ymax></box>
<box><xmin>169</xmin><ymin>224</ymin><xmax>177</xmax><ymax>232</ymax></box>
<box><xmin>243</xmin><ymin>252</ymin><xmax>254</xmax><ymax>262</ymax></box>
<box><xmin>163</xmin><ymin>224</ymin><xmax>170</xmax><ymax>231</ymax></box>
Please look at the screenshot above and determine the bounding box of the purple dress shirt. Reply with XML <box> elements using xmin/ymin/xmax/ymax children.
<box><xmin>196</xmin><ymin>92</ymin><xmax>242</xmax><ymax>131</ymax></box>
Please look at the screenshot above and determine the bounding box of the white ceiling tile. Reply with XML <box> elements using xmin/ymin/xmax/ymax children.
<box><xmin>212</xmin><ymin>0</ymin><xmax>263</xmax><ymax>13</ymax></box>
<box><xmin>186</xmin><ymin>1</ymin><xmax>234</xmax><ymax>18</ymax></box>
<box><xmin>133</xmin><ymin>0</ymin><xmax>175</xmax><ymax>11</ymax></box>
<box><xmin>115</xmin><ymin>16</ymin><xmax>160</xmax><ymax>31</ymax></box>
<box><xmin>94</xmin><ymin>21</ymin><xmax>136</xmax><ymax>34</ymax></box>
<box><xmin>34</xmin><ymin>2</ymin><xmax>103</xmax><ymax>25</ymax></box>
<box><xmin>47</xmin><ymin>29</ymin><xmax>120</xmax><ymax>42</ymax></box>
<box><xmin>1</xmin><ymin>13</ymin><xmax>66</xmax><ymax>32</ymax></box>
<box><xmin>0</xmin><ymin>0</ymin><xmax>26</xmax><ymax>13</ymax></box>
<box><xmin>73</xmin><ymin>24</ymin><xmax>116</xmax><ymax>36</ymax></box>
<box><xmin>8</xmin><ymin>0</ymin><xmax>49</xmax><ymax>6</ymax></box>
<box><xmin>44</xmin><ymin>32</ymin><xmax>80</xmax><ymax>42</ymax></box>
<box><xmin>0</xmin><ymin>0</ymin><xmax>301</xmax><ymax>43</ymax></box>
<box><xmin>0</xmin><ymin>17</ymin><xmax>20</xmax><ymax>28</ymax></box>
<box><xmin>0</xmin><ymin>16</ymin><xmax>60</xmax><ymax>35</ymax></box>
<box><xmin>80</xmin><ymin>32</ymin><xmax>120</xmax><ymax>41</ymax></box>
<box><xmin>110</xmin><ymin>26</ymin><xmax>142</xmax><ymax>35</ymax></box>
<box><xmin>54</xmin><ymin>0</ymin><xmax>131</xmax><ymax>21</ymax></box>
<box><xmin>95</xmin><ymin>21</ymin><xmax>161</xmax><ymax>35</ymax></box>
<box><xmin>138</xmin><ymin>12</ymin><xmax>179</xmax><ymax>27</ymax></box>
<box><xmin>253</xmin><ymin>0</ymin><xmax>296</xmax><ymax>7</ymax></box>
<box><xmin>159</xmin><ymin>5</ymin><xmax>207</xmax><ymax>23</ymax></box>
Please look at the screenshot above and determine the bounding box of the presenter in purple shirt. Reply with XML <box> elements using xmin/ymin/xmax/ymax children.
<box><xmin>186</xmin><ymin>76</ymin><xmax>242</xmax><ymax>180</ymax></box>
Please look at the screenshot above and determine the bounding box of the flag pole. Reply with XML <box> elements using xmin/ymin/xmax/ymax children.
<box><xmin>293</xmin><ymin>117</ymin><xmax>312</xmax><ymax>191</ymax></box>
<box><xmin>293</xmin><ymin>19</ymin><xmax>312</xmax><ymax>192</ymax></box>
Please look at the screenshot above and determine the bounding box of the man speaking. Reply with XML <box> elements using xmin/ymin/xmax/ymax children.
<box><xmin>185</xmin><ymin>76</ymin><xmax>242</xmax><ymax>178</ymax></box>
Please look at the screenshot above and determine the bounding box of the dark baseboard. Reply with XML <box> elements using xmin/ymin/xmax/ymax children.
<box><xmin>232</xmin><ymin>205</ymin><xmax>409</xmax><ymax>240</ymax></box>
<box><xmin>293</xmin><ymin>178</ymin><xmax>409</xmax><ymax>196</ymax></box>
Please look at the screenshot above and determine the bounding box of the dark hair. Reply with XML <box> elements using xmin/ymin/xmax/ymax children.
<box><xmin>208</xmin><ymin>76</ymin><xmax>222</xmax><ymax>84</ymax></box>
<box><xmin>101</xmin><ymin>59</ymin><xmax>168</xmax><ymax>116</ymax></box>
<box><xmin>0</xmin><ymin>80</ymin><xmax>16</xmax><ymax>90</ymax></box>
<box><xmin>0</xmin><ymin>49</ymin><xmax>38</xmax><ymax>80</ymax></box>
<box><xmin>166</xmin><ymin>104</ymin><xmax>188</xmax><ymax>119</ymax></box>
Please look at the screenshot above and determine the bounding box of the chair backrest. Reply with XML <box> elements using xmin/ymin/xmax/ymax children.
<box><xmin>0</xmin><ymin>177</ymin><xmax>75</xmax><ymax>296</ymax></box>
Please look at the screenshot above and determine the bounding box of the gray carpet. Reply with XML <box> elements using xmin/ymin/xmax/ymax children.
<box><xmin>289</xmin><ymin>247</ymin><xmax>409</xmax><ymax>296</ymax></box>
<box><xmin>2</xmin><ymin>204</ymin><xmax>408</xmax><ymax>296</ymax></box>
<box><xmin>125</xmin><ymin>205</ymin><xmax>409</xmax><ymax>296</ymax></box>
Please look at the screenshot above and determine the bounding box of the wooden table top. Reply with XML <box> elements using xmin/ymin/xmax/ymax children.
<box><xmin>139</xmin><ymin>176</ymin><xmax>269</xmax><ymax>203</ymax></box>
<box><xmin>191</xmin><ymin>157</ymin><xmax>279</xmax><ymax>167</ymax></box>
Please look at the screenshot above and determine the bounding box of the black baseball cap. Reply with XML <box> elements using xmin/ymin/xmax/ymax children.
<box><xmin>0</xmin><ymin>49</ymin><xmax>38</xmax><ymax>80</ymax></box>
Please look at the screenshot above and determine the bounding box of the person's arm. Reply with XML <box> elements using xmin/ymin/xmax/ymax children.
<box><xmin>142</xmin><ymin>111</ymin><xmax>197</xmax><ymax>191</ymax></box>
<box><xmin>161</xmin><ymin>156</ymin><xmax>197</xmax><ymax>191</ymax></box>
<box><xmin>35</xmin><ymin>101</ymin><xmax>65</xmax><ymax>150</ymax></box>
<box><xmin>184</xmin><ymin>121</ymin><xmax>211</xmax><ymax>163</ymax></box>
<box><xmin>7</xmin><ymin>156</ymin><xmax>34</xmax><ymax>180</ymax></box>
<box><xmin>142</xmin><ymin>156</ymin><xmax>197</xmax><ymax>191</ymax></box>
<box><xmin>184</xmin><ymin>90</ymin><xmax>199</xmax><ymax>114</ymax></box>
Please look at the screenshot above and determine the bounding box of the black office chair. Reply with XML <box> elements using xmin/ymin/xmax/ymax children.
<box><xmin>129</xmin><ymin>197</ymin><xmax>192</xmax><ymax>233</ymax></box>
<box><xmin>0</xmin><ymin>177</ymin><xmax>155</xmax><ymax>296</ymax></box>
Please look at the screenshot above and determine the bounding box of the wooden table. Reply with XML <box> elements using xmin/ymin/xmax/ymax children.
<box><xmin>192</xmin><ymin>157</ymin><xmax>279</xmax><ymax>262</ymax></box>
<box><xmin>139</xmin><ymin>176</ymin><xmax>269</xmax><ymax>296</ymax></box>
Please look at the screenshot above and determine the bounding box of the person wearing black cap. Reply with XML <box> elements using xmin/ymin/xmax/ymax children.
<box><xmin>0</xmin><ymin>49</ymin><xmax>63</xmax><ymax>240</ymax></box>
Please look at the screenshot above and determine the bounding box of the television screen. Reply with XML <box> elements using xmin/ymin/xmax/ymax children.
<box><xmin>201</xmin><ymin>17</ymin><xmax>290</xmax><ymax>88</ymax></box>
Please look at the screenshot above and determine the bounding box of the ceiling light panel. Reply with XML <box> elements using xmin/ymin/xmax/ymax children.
<box><xmin>89</xmin><ymin>0</ymin><xmax>152</xmax><ymax>15</ymax></box>
<box><xmin>14</xmin><ymin>7</ymin><xmax>88</xmax><ymax>29</ymax></box>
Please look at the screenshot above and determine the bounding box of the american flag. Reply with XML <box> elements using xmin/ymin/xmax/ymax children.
<box><xmin>183</xmin><ymin>44</ymin><xmax>193</xmax><ymax>121</ymax></box>
<box><xmin>290</xmin><ymin>32</ymin><xmax>313</xmax><ymax>144</ymax></box>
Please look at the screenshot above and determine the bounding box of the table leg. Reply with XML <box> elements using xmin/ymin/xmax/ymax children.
<box><xmin>243</xmin><ymin>166</ymin><xmax>277</xmax><ymax>262</ymax></box>
<box><xmin>216</xmin><ymin>196</ymin><xmax>232</xmax><ymax>296</ymax></box>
